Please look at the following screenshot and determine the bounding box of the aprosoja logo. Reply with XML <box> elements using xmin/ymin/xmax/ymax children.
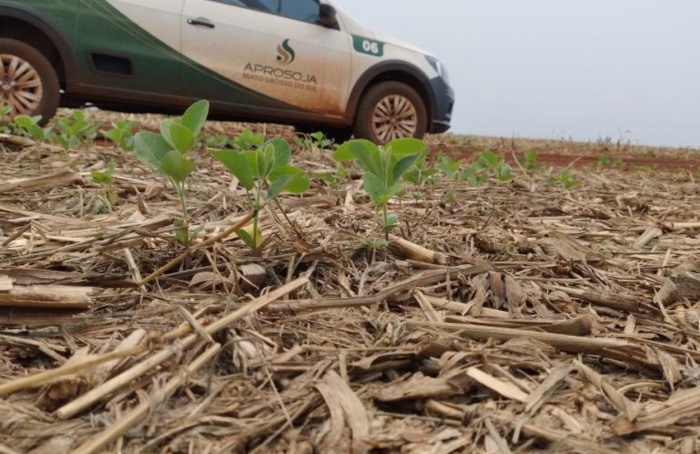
<box><xmin>276</xmin><ymin>39</ymin><xmax>296</xmax><ymax>65</ymax></box>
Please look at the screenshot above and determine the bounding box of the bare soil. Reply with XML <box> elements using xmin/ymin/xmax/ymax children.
<box><xmin>1</xmin><ymin>116</ymin><xmax>700</xmax><ymax>454</ymax></box>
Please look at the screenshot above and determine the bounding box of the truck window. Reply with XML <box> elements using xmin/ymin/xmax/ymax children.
<box><xmin>278</xmin><ymin>0</ymin><xmax>320</xmax><ymax>23</ymax></box>
<box><xmin>213</xmin><ymin>0</ymin><xmax>320</xmax><ymax>24</ymax></box>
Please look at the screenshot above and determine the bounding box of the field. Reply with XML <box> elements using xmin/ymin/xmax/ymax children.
<box><xmin>2</xmin><ymin>110</ymin><xmax>700</xmax><ymax>454</ymax></box>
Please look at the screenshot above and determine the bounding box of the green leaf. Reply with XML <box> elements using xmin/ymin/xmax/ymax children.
<box><xmin>235</xmin><ymin>228</ymin><xmax>258</xmax><ymax>249</ymax></box>
<box><xmin>386</xmin><ymin>138</ymin><xmax>428</xmax><ymax>159</ymax></box>
<box><xmin>159</xmin><ymin>119</ymin><xmax>176</xmax><ymax>147</ymax></box>
<box><xmin>267</xmin><ymin>174</ymin><xmax>291</xmax><ymax>200</ymax></box>
<box><xmin>522</xmin><ymin>149</ymin><xmax>538</xmax><ymax>169</ymax></box>
<box><xmin>470</xmin><ymin>162</ymin><xmax>489</xmax><ymax>173</ymax></box>
<box><xmin>161</xmin><ymin>150</ymin><xmax>196</xmax><ymax>183</ymax></box>
<box><xmin>392</xmin><ymin>153</ymin><xmax>420</xmax><ymax>183</ymax></box>
<box><xmin>333</xmin><ymin>139</ymin><xmax>378</xmax><ymax>162</ymax></box>
<box><xmin>106</xmin><ymin>190</ymin><xmax>119</xmax><ymax>207</ymax></box>
<box><xmin>333</xmin><ymin>140</ymin><xmax>357</xmax><ymax>161</ymax></box>
<box><xmin>260</xmin><ymin>144</ymin><xmax>275</xmax><ymax>178</ymax></box>
<box><xmin>211</xmin><ymin>149</ymin><xmax>255</xmax><ymax>190</ymax></box>
<box><xmin>241</xmin><ymin>150</ymin><xmax>263</xmax><ymax>180</ymax></box>
<box><xmin>423</xmin><ymin>168</ymin><xmax>440</xmax><ymax>178</ymax></box>
<box><xmin>166</xmin><ymin>122</ymin><xmax>195</xmax><ymax>155</ymax></box>
<box><xmin>265</xmin><ymin>138</ymin><xmax>291</xmax><ymax>170</ymax></box>
<box><xmin>497</xmin><ymin>163</ymin><xmax>513</xmax><ymax>181</ymax></box>
<box><xmin>268</xmin><ymin>165</ymin><xmax>310</xmax><ymax>197</ymax></box>
<box><xmin>316</xmin><ymin>172</ymin><xmax>337</xmax><ymax>185</ymax></box>
<box><xmin>174</xmin><ymin>224</ymin><xmax>190</xmax><ymax>244</ymax></box>
<box><xmin>54</xmin><ymin>135</ymin><xmax>70</xmax><ymax>152</ymax></box>
<box><xmin>382</xmin><ymin>212</ymin><xmax>399</xmax><ymax>230</ymax></box>
<box><xmin>363</xmin><ymin>172</ymin><xmax>385</xmax><ymax>205</ymax></box>
<box><xmin>438</xmin><ymin>156</ymin><xmax>464</xmax><ymax>179</ymax></box>
<box><xmin>90</xmin><ymin>162</ymin><xmax>116</xmax><ymax>186</ymax></box>
<box><xmin>385</xmin><ymin>183</ymin><xmax>403</xmax><ymax>200</ymax></box>
<box><xmin>134</xmin><ymin>132</ymin><xmax>172</xmax><ymax>175</ymax></box>
<box><xmin>14</xmin><ymin>115</ymin><xmax>45</xmax><ymax>140</ymax></box>
<box><xmin>102</xmin><ymin>129</ymin><xmax>123</xmax><ymax>145</ymax></box>
<box><xmin>91</xmin><ymin>170</ymin><xmax>112</xmax><ymax>185</ymax></box>
<box><xmin>233</xmin><ymin>129</ymin><xmax>265</xmax><ymax>150</ymax></box>
<box><xmin>180</xmin><ymin>100</ymin><xmax>209</xmax><ymax>135</ymax></box>
<box><xmin>479</xmin><ymin>151</ymin><xmax>500</xmax><ymax>168</ymax></box>
<box><xmin>349</xmin><ymin>141</ymin><xmax>384</xmax><ymax>178</ymax></box>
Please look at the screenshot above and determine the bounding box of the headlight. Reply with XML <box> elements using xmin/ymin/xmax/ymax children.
<box><xmin>426</xmin><ymin>56</ymin><xmax>449</xmax><ymax>82</ymax></box>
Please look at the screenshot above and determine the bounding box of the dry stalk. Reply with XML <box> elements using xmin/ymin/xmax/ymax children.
<box><xmin>0</xmin><ymin>345</ymin><xmax>147</xmax><ymax>396</ymax></box>
<box><xmin>56</xmin><ymin>276</ymin><xmax>308</xmax><ymax>419</ymax></box>
<box><xmin>410</xmin><ymin>320</ymin><xmax>628</xmax><ymax>354</ymax></box>
<box><xmin>265</xmin><ymin>264</ymin><xmax>490</xmax><ymax>312</ymax></box>
<box><xmin>71</xmin><ymin>342</ymin><xmax>222</xmax><ymax>454</ymax></box>
<box><xmin>575</xmin><ymin>360</ymin><xmax>640</xmax><ymax>421</ymax></box>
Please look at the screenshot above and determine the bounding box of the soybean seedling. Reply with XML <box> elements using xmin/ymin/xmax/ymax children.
<box><xmin>91</xmin><ymin>161</ymin><xmax>118</xmax><ymax>213</ymax></box>
<box><xmin>12</xmin><ymin>115</ymin><xmax>52</xmax><ymax>142</ymax></box>
<box><xmin>231</xmin><ymin>129</ymin><xmax>265</xmax><ymax>151</ymax></box>
<box><xmin>516</xmin><ymin>149</ymin><xmax>539</xmax><ymax>171</ymax></box>
<box><xmin>203</xmin><ymin>133</ymin><xmax>230</xmax><ymax>149</ymax></box>
<box><xmin>317</xmin><ymin>162</ymin><xmax>350</xmax><ymax>197</ymax></box>
<box><xmin>53</xmin><ymin>110</ymin><xmax>99</xmax><ymax>152</ymax></box>
<box><xmin>472</xmin><ymin>150</ymin><xmax>514</xmax><ymax>182</ymax></box>
<box><xmin>12</xmin><ymin>115</ymin><xmax>54</xmax><ymax>168</ymax></box>
<box><xmin>297</xmin><ymin>131</ymin><xmax>333</xmax><ymax>152</ymax></box>
<box><xmin>548</xmin><ymin>168</ymin><xmax>580</xmax><ymax>190</ymax></box>
<box><xmin>211</xmin><ymin>138</ymin><xmax>310</xmax><ymax>250</ymax></box>
<box><xmin>334</xmin><ymin>138</ymin><xmax>427</xmax><ymax>245</ymax></box>
<box><xmin>100</xmin><ymin>120</ymin><xmax>138</xmax><ymax>152</ymax></box>
<box><xmin>436</xmin><ymin>152</ymin><xmax>466</xmax><ymax>207</ymax></box>
<box><xmin>134</xmin><ymin>99</ymin><xmax>209</xmax><ymax>244</ymax></box>
<box><xmin>403</xmin><ymin>147</ymin><xmax>440</xmax><ymax>200</ymax></box>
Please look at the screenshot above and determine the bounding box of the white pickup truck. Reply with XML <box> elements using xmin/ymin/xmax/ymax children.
<box><xmin>0</xmin><ymin>0</ymin><xmax>454</xmax><ymax>143</ymax></box>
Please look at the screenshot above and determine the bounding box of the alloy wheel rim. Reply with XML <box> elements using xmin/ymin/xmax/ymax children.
<box><xmin>371</xmin><ymin>94</ymin><xmax>418</xmax><ymax>142</ymax></box>
<box><xmin>0</xmin><ymin>54</ymin><xmax>43</xmax><ymax>116</ymax></box>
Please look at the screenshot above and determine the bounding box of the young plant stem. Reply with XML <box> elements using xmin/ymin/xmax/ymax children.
<box><xmin>175</xmin><ymin>181</ymin><xmax>189</xmax><ymax>222</ymax></box>
<box><xmin>253</xmin><ymin>182</ymin><xmax>263</xmax><ymax>246</ymax></box>
<box><xmin>383</xmin><ymin>204</ymin><xmax>389</xmax><ymax>241</ymax></box>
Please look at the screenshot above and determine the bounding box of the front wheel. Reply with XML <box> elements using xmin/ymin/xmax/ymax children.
<box><xmin>353</xmin><ymin>81</ymin><xmax>428</xmax><ymax>144</ymax></box>
<box><xmin>0</xmin><ymin>38</ymin><xmax>60</xmax><ymax>124</ymax></box>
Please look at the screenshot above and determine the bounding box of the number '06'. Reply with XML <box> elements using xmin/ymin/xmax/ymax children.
<box><xmin>362</xmin><ymin>40</ymin><xmax>380</xmax><ymax>55</ymax></box>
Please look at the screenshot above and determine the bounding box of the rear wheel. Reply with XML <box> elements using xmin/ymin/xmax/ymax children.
<box><xmin>353</xmin><ymin>81</ymin><xmax>428</xmax><ymax>144</ymax></box>
<box><xmin>0</xmin><ymin>38</ymin><xmax>60</xmax><ymax>124</ymax></box>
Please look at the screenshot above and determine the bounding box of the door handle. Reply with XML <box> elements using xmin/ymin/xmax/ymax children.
<box><xmin>187</xmin><ymin>17</ymin><xmax>215</xmax><ymax>29</ymax></box>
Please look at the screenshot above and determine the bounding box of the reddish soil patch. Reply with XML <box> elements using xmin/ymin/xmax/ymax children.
<box><xmin>438</xmin><ymin>145</ymin><xmax>700</xmax><ymax>172</ymax></box>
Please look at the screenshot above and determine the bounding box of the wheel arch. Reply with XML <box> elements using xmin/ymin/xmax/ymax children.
<box><xmin>346</xmin><ymin>61</ymin><xmax>435</xmax><ymax>131</ymax></box>
<box><xmin>0</xmin><ymin>3</ymin><xmax>80</xmax><ymax>90</ymax></box>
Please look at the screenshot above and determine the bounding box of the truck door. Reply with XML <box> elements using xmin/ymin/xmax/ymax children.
<box><xmin>181</xmin><ymin>0</ymin><xmax>352</xmax><ymax>118</ymax></box>
<box><xmin>74</xmin><ymin>0</ymin><xmax>187</xmax><ymax>98</ymax></box>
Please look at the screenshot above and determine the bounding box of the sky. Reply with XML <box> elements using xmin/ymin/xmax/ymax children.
<box><xmin>336</xmin><ymin>0</ymin><xmax>700</xmax><ymax>147</ymax></box>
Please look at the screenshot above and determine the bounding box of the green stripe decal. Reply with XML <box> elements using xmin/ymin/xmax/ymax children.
<box><xmin>352</xmin><ymin>35</ymin><xmax>384</xmax><ymax>58</ymax></box>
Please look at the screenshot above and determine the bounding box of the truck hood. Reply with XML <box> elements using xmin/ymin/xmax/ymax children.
<box><xmin>368</xmin><ymin>30</ymin><xmax>434</xmax><ymax>57</ymax></box>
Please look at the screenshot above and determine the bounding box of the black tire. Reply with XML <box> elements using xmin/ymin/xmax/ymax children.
<box><xmin>0</xmin><ymin>38</ymin><xmax>60</xmax><ymax>124</ymax></box>
<box><xmin>353</xmin><ymin>81</ymin><xmax>428</xmax><ymax>144</ymax></box>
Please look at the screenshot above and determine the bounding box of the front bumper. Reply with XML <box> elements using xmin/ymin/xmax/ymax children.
<box><xmin>428</xmin><ymin>77</ymin><xmax>454</xmax><ymax>134</ymax></box>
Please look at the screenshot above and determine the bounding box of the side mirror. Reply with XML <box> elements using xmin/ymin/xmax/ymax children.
<box><xmin>318</xmin><ymin>4</ymin><xmax>339</xmax><ymax>29</ymax></box>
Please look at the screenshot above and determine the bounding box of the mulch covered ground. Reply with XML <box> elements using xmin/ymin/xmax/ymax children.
<box><xmin>1</xmin><ymin>115</ymin><xmax>700</xmax><ymax>453</ymax></box>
